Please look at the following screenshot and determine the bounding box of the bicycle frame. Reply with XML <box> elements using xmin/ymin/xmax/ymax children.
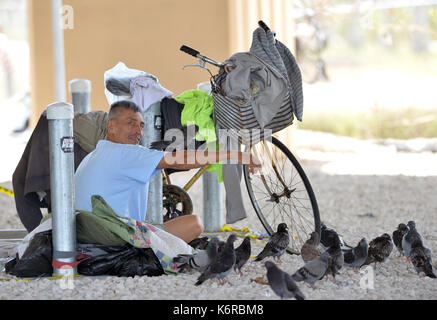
<box><xmin>162</xmin><ymin>165</ymin><xmax>211</xmax><ymax>192</ymax></box>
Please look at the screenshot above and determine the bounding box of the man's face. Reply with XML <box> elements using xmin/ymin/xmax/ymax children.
<box><xmin>107</xmin><ymin>108</ymin><xmax>144</xmax><ymax>145</ymax></box>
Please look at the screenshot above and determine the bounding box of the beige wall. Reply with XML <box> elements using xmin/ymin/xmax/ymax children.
<box><xmin>28</xmin><ymin>0</ymin><xmax>296</xmax><ymax>145</ymax></box>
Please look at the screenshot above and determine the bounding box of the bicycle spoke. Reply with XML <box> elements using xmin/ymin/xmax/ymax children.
<box><xmin>284</xmin><ymin>201</ymin><xmax>314</xmax><ymax>235</ymax></box>
<box><xmin>245</xmin><ymin>137</ymin><xmax>320</xmax><ymax>254</ymax></box>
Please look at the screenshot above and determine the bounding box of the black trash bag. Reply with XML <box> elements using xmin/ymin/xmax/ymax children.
<box><xmin>5</xmin><ymin>230</ymin><xmax>53</xmax><ymax>277</ymax></box>
<box><xmin>77</xmin><ymin>243</ymin><xmax>164</xmax><ymax>277</ymax></box>
<box><xmin>113</xmin><ymin>247</ymin><xmax>165</xmax><ymax>277</ymax></box>
<box><xmin>4</xmin><ymin>232</ymin><xmax>164</xmax><ymax>278</ymax></box>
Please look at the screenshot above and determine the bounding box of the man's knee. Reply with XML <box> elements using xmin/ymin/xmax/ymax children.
<box><xmin>192</xmin><ymin>214</ymin><xmax>204</xmax><ymax>236</ymax></box>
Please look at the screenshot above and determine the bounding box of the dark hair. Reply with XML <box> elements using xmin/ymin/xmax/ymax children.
<box><xmin>109</xmin><ymin>100</ymin><xmax>140</xmax><ymax>120</ymax></box>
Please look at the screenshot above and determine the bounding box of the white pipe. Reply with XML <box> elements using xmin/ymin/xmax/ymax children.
<box><xmin>69</xmin><ymin>79</ymin><xmax>91</xmax><ymax>113</ymax></box>
<box><xmin>51</xmin><ymin>0</ymin><xmax>66</xmax><ymax>102</ymax></box>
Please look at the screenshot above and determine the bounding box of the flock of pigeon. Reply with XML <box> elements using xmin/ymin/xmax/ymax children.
<box><xmin>174</xmin><ymin>220</ymin><xmax>435</xmax><ymax>300</ymax></box>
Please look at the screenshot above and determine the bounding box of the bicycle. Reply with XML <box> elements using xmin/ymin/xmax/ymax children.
<box><xmin>160</xmin><ymin>25</ymin><xmax>321</xmax><ymax>255</ymax></box>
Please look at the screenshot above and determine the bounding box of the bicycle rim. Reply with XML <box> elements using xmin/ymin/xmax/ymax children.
<box><xmin>244</xmin><ymin>136</ymin><xmax>321</xmax><ymax>255</ymax></box>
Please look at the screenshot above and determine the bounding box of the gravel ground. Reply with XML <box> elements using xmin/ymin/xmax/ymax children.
<box><xmin>0</xmin><ymin>129</ymin><xmax>436</xmax><ymax>300</ymax></box>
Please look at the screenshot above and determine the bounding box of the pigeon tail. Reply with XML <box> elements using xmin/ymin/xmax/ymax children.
<box><xmin>295</xmin><ymin>292</ymin><xmax>305</xmax><ymax>300</ymax></box>
<box><xmin>195</xmin><ymin>275</ymin><xmax>207</xmax><ymax>286</ymax></box>
<box><xmin>255</xmin><ymin>246</ymin><xmax>270</xmax><ymax>262</ymax></box>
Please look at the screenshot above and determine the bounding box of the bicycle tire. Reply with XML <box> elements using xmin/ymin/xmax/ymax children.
<box><xmin>162</xmin><ymin>184</ymin><xmax>193</xmax><ymax>222</ymax></box>
<box><xmin>243</xmin><ymin>136</ymin><xmax>321</xmax><ymax>255</ymax></box>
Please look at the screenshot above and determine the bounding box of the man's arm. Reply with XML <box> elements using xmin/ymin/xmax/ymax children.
<box><xmin>156</xmin><ymin>150</ymin><xmax>261</xmax><ymax>173</ymax></box>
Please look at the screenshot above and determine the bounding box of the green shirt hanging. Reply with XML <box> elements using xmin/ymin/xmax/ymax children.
<box><xmin>176</xmin><ymin>90</ymin><xmax>222</xmax><ymax>182</ymax></box>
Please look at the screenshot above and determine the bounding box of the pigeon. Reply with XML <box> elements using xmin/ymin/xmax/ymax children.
<box><xmin>174</xmin><ymin>236</ymin><xmax>220</xmax><ymax>273</ymax></box>
<box><xmin>323</xmin><ymin>233</ymin><xmax>344</xmax><ymax>282</ymax></box>
<box><xmin>402</xmin><ymin>221</ymin><xmax>425</xmax><ymax>261</ymax></box>
<box><xmin>392</xmin><ymin>223</ymin><xmax>409</xmax><ymax>257</ymax></box>
<box><xmin>255</xmin><ymin>223</ymin><xmax>290</xmax><ymax>262</ymax></box>
<box><xmin>188</xmin><ymin>236</ymin><xmax>210</xmax><ymax>250</ymax></box>
<box><xmin>234</xmin><ymin>237</ymin><xmax>251</xmax><ymax>276</ymax></box>
<box><xmin>320</xmin><ymin>222</ymin><xmax>352</xmax><ymax>251</ymax></box>
<box><xmin>343</xmin><ymin>238</ymin><xmax>368</xmax><ymax>273</ymax></box>
<box><xmin>301</xmin><ymin>232</ymin><xmax>323</xmax><ymax>263</ymax></box>
<box><xmin>195</xmin><ymin>234</ymin><xmax>237</xmax><ymax>285</ymax></box>
<box><xmin>265</xmin><ymin>261</ymin><xmax>306</xmax><ymax>300</ymax></box>
<box><xmin>409</xmin><ymin>240</ymin><xmax>436</xmax><ymax>279</ymax></box>
<box><xmin>291</xmin><ymin>251</ymin><xmax>330</xmax><ymax>289</ymax></box>
<box><xmin>362</xmin><ymin>233</ymin><xmax>394</xmax><ymax>268</ymax></box>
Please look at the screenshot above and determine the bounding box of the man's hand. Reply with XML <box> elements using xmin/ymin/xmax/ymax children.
<box><xmin>247</xmin><ymin>153</ymin><xmax>262</xmax><ymax>174</ymax></box>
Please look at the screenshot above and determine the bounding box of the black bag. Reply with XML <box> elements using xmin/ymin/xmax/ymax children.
<box><xmin>77</xmin><ymin>243</ymin><xmax>164</xmax><ymax>277</ymax></box>
<box><xmin>5</xmin><ymin>231</ymin><xmax>165</xmax><ymax>278</ymax></box>
<box><xmin>5</xmin><ymin>230</ymin><xmax>53</xmax><ymax>277</ymax></box>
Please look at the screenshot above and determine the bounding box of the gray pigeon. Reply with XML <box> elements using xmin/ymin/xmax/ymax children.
<box><xmin>342</xmin><ymin>238</ymin><xmax>368</xmax><ymax>273</ymax></box>
<box><xmin>234</xmin><ymin>236</ymin><xmax>251</xmax><ymax>276</ymax></box>
<box><xmin>195</xmin><ymin>234</ymin><xmax>237</xmax><ymax>285</ymax></box>
<box><xmin>402</xmin><ymin>221</ymin><xmax>425</xmax><ymax>261</ymax></box>
<box><xmin>255</xmin><ymin>223</ymin><xmax>290</xmax><ymax>262</ymax></box>
<box><xmin>265</xmin><ymin>261</ymin><xmax>306</xmax><ymax>300</ymax></box>
<box><xmin>291</xmin><ymin>251</ymin><xmax>330</xmax><ymax>289</ymax></box>
<box><xmin>392</xmin><ymin>223</ymin><xmax>409</xmax><ymax>257</ymax></box>
<box><xmin>320</xmin><ymin>222</ymin><xmax>352</xmax><ymax>251</ymax></box>
<box><xmin>174</xmin><ymin>237</ymin><xmax>220</xmax><ymax>273</ymax></box>
<box><xmin>188</xmin><ymin>236</ymin><xmax>210</xmax><ymax>250</ymax></box>
<box><xmin>362</xmin><ymin>233</ymin><xmax>394</xmax><ymax>268</ymax></box>
<box><xmin>323</xmin><ymin>233</ymin><xmax>344</xmax><ymax>282</ymax></box>
<box><xmin>301</xmin><ymin>232</ymin><xmax>323</xmax><ymax>263</ymax></box>
<box><xmin>409</xmin><ymin>240</ymin><xmax>436</xmax><ymax>279</ymax></box>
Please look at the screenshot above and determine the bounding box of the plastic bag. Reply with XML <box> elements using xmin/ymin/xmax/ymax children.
<box><xmin>5</xmin><ymin>230</ymin><xmax>164</xmax><ymax>278</ymax></box>
<box><xmin>5</xmin><ymin>230</ymin><xmax>53</xmax><ymax>277</ymax></box>
<box><xmin>104</xmin><ymin>62</ymin><xmax>153</xmax><ymax>105</ymax></box>
<box><xmin>77</xmin><ymin>243</ymin><xmax>164</xmax><ymax>277</ymax></box>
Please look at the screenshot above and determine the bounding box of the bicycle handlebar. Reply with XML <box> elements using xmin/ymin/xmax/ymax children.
<box><xmin>179</xmin><ymin>45</ymin><xmax>224</xmax><ymax>68</ymax></box>
<box><xmin>180</xmin><ymin>45</ymin><xmax>199</xmax><ymax>57</ymax></box>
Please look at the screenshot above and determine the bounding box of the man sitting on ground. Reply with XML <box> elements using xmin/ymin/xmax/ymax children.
<box><xmin>74</xmin><ymin>100</ymin><xmax>261</xmax><ymax>243</ymax></box>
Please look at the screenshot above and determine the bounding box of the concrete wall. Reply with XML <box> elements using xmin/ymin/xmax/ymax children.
<box><xmin>27</xmin><ymin>0</ymin><xmax>297</xmax><ymax>145</ymax></box>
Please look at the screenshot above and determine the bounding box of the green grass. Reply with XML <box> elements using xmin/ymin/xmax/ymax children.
<box><xmin>298</xmin><ymin>107</ymin><xmax>437</xmax><ymax>140</ymax></box>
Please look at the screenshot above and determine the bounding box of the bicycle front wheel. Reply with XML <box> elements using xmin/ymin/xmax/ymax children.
<box><xmin>244</xmin><ymin>136</ymin><xmax>321</xmax><ymax>255</ymax></box>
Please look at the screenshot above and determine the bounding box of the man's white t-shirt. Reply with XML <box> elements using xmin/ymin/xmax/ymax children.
<box><xmin>74</xmin><ymin>140</ymin><xmax>165</xmax><ymax>222</ymax></box>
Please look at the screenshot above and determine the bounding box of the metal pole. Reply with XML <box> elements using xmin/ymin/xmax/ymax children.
<box><xmin>202</xmin><ymin>170</ymin><xmax>224</xmax><ymax>231</ymax></box>
<box><xmin>198</xmin><ymin>82</ymin><xmax>224</xmax><ymax>231</ymax></box>
<box><xmin>51</xmin><ymin>0</ymin><xmax>66</xmax><ymax>102</ymax></box>
<box><xmin>47</xmin><ymin>102</ymin><xmax>76</xmax><ymax>276</ymax></box>
<box><xmin>69</xmin><ymin>79</ymin><xmax>91</xmax><ymax>113</ymax></box>
<box><xmin>141</xmin><ymin>101</ymin><xmax>163</xmax><ymax>224</ymax></box>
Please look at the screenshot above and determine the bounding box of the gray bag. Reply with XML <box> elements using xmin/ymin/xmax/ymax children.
<box><xmin>250</xmin><ymin>25</ymin><xmax>304</xmax><ymax>122</ymax></box>
<box><xmin>211</xmin><ymin>23</ymin><xmax>302</xmax><ymax>145</ymax></box>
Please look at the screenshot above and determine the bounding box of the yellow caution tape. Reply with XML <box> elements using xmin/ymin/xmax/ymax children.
<box><xmin>204</xmin><ymin>224</ymin><xmax>270</xmax><ymax>247</ymax></box>
<box><xmin>0</xmin><ymin>185</ymin><xmax>14</xmax><ymax>197</ymax></box>
<box><xmin>0</xmin><ymin>274</ymin><xmax>86</xmax><ymax>282</ymax></box>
